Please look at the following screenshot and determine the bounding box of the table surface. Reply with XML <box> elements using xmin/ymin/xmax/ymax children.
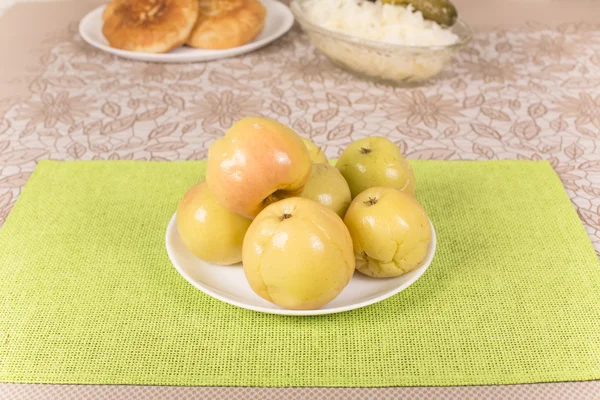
<box><xmin>1</xmin><ymin>0</ymin><xmax>599</xmax><ymax>398</ymax></box>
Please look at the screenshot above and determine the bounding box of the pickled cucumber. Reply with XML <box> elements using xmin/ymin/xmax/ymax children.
<box><xmin>380</xmin><ymin>0</ymin><xmax>458</xmax><ymax>26</ymax></box>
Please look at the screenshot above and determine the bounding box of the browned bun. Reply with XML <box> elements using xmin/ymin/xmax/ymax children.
<box><xmin>102</xmin><ymin>0</ymin><xmax>199</xmax><ymax>53</ymax></box>
<box><xmin>186</xmin><ymin>0</ymin><xmax>266</xmax><ymax>49</ymax></box>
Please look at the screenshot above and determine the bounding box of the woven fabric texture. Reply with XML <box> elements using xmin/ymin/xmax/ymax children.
<box><xmin>0</xmin><ymin>160</ymin><xmax>599</xmax><ymax>387</ymax></box>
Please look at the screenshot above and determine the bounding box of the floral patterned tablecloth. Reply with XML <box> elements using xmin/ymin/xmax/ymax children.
<box><xmin>1</xmin><ymin>0</ymin><xmax>599</xmax><ymax>398</ymax></box>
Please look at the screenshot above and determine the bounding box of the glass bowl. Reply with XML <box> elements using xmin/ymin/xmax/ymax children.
<box><xmin>290</xmin><ymin>0</ymin><xmax>472</xmax><ymax>86</ymax></box>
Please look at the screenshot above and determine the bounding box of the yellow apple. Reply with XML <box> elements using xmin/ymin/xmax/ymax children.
<box><xmin>206</xmin><ymin>117</ymin><xmax>312</xmax><ymax>219</ymax></box>
<box><xmin>301</xmin><ymin>163</ymin><xmax>351</xmax><ymax>218</ymax></box>
<box><xmin>243</xmin><ymin>197</ymin><xmax>355</xmax><ymax>310</ymax></box>
<box><xmin>344</xmin><ymin>187</ymin><xmax>431</xmax><ymax>278</ymax></box>
<box><xmin>301</xmin><ymin>137</ymin><xmax>328</xmax><ymax>163</ymax></box>
<box><xmin>176</xmin><ymin>180</ymin><xmax>251</xmax><ymax>265</ymax></box>
<box><xmin>336</xmin><ymin>136</ymin><xmax>415</xmax><ymax>198</ymax></box>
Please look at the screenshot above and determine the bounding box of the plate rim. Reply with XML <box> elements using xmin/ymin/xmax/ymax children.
<box><xmin>166</xmin><ymin>212</ymin><xmax>437</xmax><ymax>316</ymax></box>
<box><xmin>78</xmin><ymin>0</ymin><xmax>294</xmax><ymax>63</ymax></box>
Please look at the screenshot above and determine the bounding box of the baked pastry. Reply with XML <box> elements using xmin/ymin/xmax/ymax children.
<box><xmin>102</xmin><ymin>0</ymin><xmax>199</xmax><ymax>53</ymax></box>
<box><xmin>186</xmin><ymin>0</ymin><xmax>266</xmax><ymax>49</ymax></box>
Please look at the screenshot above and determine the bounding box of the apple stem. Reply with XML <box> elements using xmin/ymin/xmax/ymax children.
<box><xmin>360</xmin><ymin>147</ymin><xmax>372</xmax><ymax>154</ymax></box>
<box><xmin>364</xmin><ymin>197</ymin><xmax>378</xmax><ymax>206</ymax></box>
<box><xmin>281</xmin><ymin>213</ymin><xmax>292</xmax><ymax>221</ymax></box>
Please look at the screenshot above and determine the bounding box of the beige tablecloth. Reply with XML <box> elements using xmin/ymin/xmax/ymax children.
<box><xmin>1</xmin><ymin>0</ymin><xmax>599</xmax><ymax>398</ymax></box>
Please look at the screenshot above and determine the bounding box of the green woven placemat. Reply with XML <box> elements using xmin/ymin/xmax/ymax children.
<box><xmin>1</xmin><ymin>160</ymin><xmax>599</xmax><ymax>387</ymax></box>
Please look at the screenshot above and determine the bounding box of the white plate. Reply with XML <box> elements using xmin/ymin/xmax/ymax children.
<box><xmin>166</xmin><ymin>213</ymin><xmax>436</xmax><ymax>316</ymax></box>
<box><xmin>78</xmin><ymin>0</ymin><xmax>294</xmax><ymax>63</ymax></box>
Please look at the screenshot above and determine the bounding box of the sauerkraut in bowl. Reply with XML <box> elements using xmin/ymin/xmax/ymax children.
<box><xmin>290</xmin><ymin>0</ymin><xmax>472</xmax><ymax>85</ymax></box>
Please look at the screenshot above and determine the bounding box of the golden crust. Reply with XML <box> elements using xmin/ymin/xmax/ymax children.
<box><xmin>102</xmin><ymin>0</ymin><xmax>199</xmax><ymax>53</ymax></box>
<box><xmin>186</xmin><ymin>0</ymin><xmax>266</xmax><ymax>50</ymax></box>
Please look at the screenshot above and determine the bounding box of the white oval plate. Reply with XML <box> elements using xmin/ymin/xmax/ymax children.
<box><xmin>79</xmin><ymin>0</ymin><xmax>294</xmax><ymax>63</ymax></box>
<box><xmin>166</xmin><ymin>214</ymin><xmax>436</xmax><ymax>316</ymax></box>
